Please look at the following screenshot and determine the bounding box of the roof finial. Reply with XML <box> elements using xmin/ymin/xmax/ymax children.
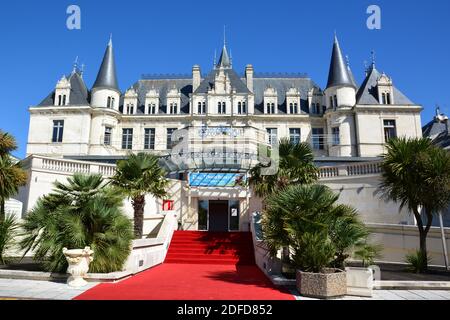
<box><xmin>345</xmin><ymin>54</ymin><xmax>350</xmax><ymax>67</ymax></box>
<box><xmin>213</xmin><ymin>49</ymin><xmax>217</xmax><ymax>67</ymax></box>
<box><xmin>371</xmin><ymin>50</ymin><xmax>376</xmax><ymax>68</ymax></box>
<box><xmin>224</xmin><ymin>25</ymin><xmax>226</xmax><ymax>47</ymax></box>
<box><xmin>109</xmin><ymin>33</ymin><xmax>113</xmax><ymax>46</ymax></box>
<box><xmin>72</xmin><ymin>56</ymin><xmax>79</xmax><ymax>73</ymax></box>
<box><xmin>436</xmin><ymin>105</ymin><xmax>441</xmax><ymax>117</ymax></box>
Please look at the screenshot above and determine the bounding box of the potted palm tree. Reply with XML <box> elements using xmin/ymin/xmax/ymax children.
<box><xmin>263</xmin><ymin>184</ymin><xmax>378</xmax><ymax>299</ymax></box>
<box><xmin>249</xmin><ymin>139</ymin><xmax>318</xmax><ymax>276</ymax></box>
<box><xmin>111</xmin><ymin>153</ymin><xmax>169</xmax><ymax>239</ymax></box>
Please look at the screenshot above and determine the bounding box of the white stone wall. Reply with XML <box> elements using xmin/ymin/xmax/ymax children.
<box><xmin>27</xmin><ymin>108</ymin><xmax>91</xmax><ymax>157</ymax></box>
<box><xmin>322</xmin><ymin>176</ymin><xmax>415</xmax><ymax>225</ymax></box>
<box><xmin>355</xmin><ymin>108</ymin><xmax>422</xmax><ymax>157</ymax></box>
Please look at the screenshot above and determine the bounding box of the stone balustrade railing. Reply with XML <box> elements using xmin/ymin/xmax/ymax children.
<box><xmin>28</xmin><ymin>156</ymin><xmax>117</xmax><ymax>177</ymax></box>
<box><xmin>319</xmin><ymin>161</ymin><xmax>382</xmax><ymax>179</ymax></box>
<box><xmin>26</xmin><ymin>155</ymin><xmax>382</xmax><ymax>180</ymax></box>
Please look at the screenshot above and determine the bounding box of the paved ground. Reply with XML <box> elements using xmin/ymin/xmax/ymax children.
<box><xmin>0</xmin><ymin>278</ymin><xmax>450</xmax><ymax>300</ymax></box>
<box><xmin>0</xmin><ymin>278</ymin><xmax>98</xmax><ymax>300</ymax></box>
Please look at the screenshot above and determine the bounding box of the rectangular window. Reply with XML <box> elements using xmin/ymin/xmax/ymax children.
<box><xmin>144</xmin><ymin>128</ymin><xmax>155</xmax><ymax>150</ymax></box>
<box><xmin>122</xmin><ymin>128</ymin><xmax>133</xmax><ymax>150</ymax></box>
<box><xmin>332</xmin><ymin>127</ymin><xmax>340</xmax><ymax>145</ymax></box>
<box><xmin>384</xmin><ymin>120</ymin><xmax>397</xmax><ymax>142</ymax></box>
<box><xmin>52</xmin><ymin>120</ymin><xmax>64</xmax><ymax>143</ymax></box>
<box><xmin>104</xmin><ymin>127</ymin><xmax>112</xmax><ymax>146</ymax></box>
<box><xmin>289</xmin><ymin>128</ymin><xmax>301</xmax><ymax>145</ymax></box>
<box><xmin>267</xmin><ymin>128</ymin><xmax>278</xmax><ymax>146</ymax></box>
<box><xmin>312</xmin><ymin>128</ymin><xmax>325</xmax><ymax>150</ymax></box>
<box><xmin>167</xmin><ymin>128</ymin><xmax>177</xmax><ymax>149</ymax></box>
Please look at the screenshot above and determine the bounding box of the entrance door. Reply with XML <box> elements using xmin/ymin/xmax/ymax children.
<box><xmin>208</xmin><ymin>201</ymin><xmax>229</xmax><ymax>232</ymax></box>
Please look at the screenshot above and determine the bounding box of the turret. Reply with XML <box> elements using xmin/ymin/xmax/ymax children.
<box><xmin>325</xmin><ymin>35</ymin><xmax>357</xmax><ymax>157</ymax></box>
<box><xmin>325</xmin><ymin>35</ymin><xmax>356</xmax><ymax>110</ymax></box>
<box><xmin>91</xmin><ymin>37</ymin><xmax>121</xmax><ymax>109</ymax></box>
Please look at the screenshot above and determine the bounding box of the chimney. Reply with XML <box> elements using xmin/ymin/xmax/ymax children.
<box><xmin>192</xmin><ymin>65</ymin><xmax>201</xmax><ymax>92</ymax></box>
<box><xmin>245</xmin><ymin>64</ymin><xmax>254</xmax><ymax>93</ymax></box>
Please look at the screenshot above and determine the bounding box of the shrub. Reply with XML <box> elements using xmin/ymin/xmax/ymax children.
<box><xmin>0</xmin><ymin>214</ymin><xmax>19</xmax><ymax>264</ymax></box>
<box><xmin>20</xmin><ymin>174</ymin><xmax>134</xmax><ymax>273</ymax></box>
<box><xmin>405</xmin><ymin>250</ymin><xmax>431</xmax><ymax>274</ymax></box>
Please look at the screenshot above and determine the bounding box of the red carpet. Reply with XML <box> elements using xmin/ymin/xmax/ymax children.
<box><xmin>165</xmin><ymin>231</ymin><xmax>256</xmax><ymax>265</ymax></box>
<box><xmin>75</xmin><ymin>231</ymin><xmax>294</xmax><ymax>300</ymax></box>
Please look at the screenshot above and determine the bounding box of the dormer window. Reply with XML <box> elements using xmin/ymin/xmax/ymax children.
<box><xmin>266</xmin><ymin>103</ymin><xmax>276</xmax><ymax>114</ymax></box>
<box><xmin>55</xmin><ymin>76</ymin><xmax>71</xmax><ymax>106</ymax></box>
<box><xmin>126</xmin><ymin>103</ymin><xmax>134</xmax><ymax>115</ymax></box>
<box><xmin>377</xmin><ymin>73</ymin><xmax>394</xmax><ymax>105</ymax></box>
<box><xmin>169</xmin><ymin>103</ymin><xmax>178</xmax><ymax>114</ymax></box>
<box><xmin>289</xmin><ymin>103</ymin><xmax>298</xmax><ymax>114</ymax></box>
<box><xmin>147</xmin><ymin>103</ymin><xmax>157</xmax><ymax>114</ymax></box>
<box><xmin>198</xmin><ymin>102</ymin><xmax>206</xmax><ymax>114</ymax></box>
<box><xmin>237</xmin><ymin>101</ymin><xmax>247</xmax><ymax>115</ymax></box>
<box><xmin>56</xmin><ymin>95</ymin><xmax>68</xmax><ymax>106</ymax></box>
<box><xmin>218</xmin><ymin>102</ymin><xmax>226</xmax><ymax>114</ymax></box>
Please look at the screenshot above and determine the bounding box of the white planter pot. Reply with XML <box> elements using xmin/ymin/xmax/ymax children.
<box><xmin>345</xmin><ymin>267</ymin><xmax>374</xmax><ymax>297</ymax></box>
<box><xmin>63</xmin><ymin>247</ymin><xmax>94</xmax><ymax>288</ymax></box>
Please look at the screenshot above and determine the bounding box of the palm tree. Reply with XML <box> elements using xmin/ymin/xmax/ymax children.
<box><xmin>0</xmin><ymin>130</ymin><xmax>27</xmax><ymax>264</ymax></box>
<box><xmin>0</xmin><ymin>130</ymin><xmax>27</xmax><ymax>221</ymax></box>
<box><xmin>111</xmin><ymin>153</ymin><xmax>168</xmax><ymax>239</ymax></box>
<box><xmin>249</xmin><ymin>138</ymin><xmax>318</xmax><ymax>198</ymax></box>
<box><xmin>263</xmin><ymin>184</ymin><xmax>376</xmax><ymax>272</ymax></box>
<box><xmin>379</xmin><ymin>137</ymin><xmax>450</xmax><ymax>271</ymax></box>
<box><xmin>20</xmin><ymin>173</ymin><xmax>133</xmax><ymax>273</ymax></box>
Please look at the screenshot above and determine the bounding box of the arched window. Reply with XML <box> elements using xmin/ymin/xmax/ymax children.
<box><xmin>382</xmin><ymin>93</ymin><xmax>387</xmax><ymax>104</ymax></box>
<box><xmin>289</xmin><ymin>103</ymin><xmax>293</xmax><ymax>114</ymax></box>
<box><xmin>386</xmin><ymin>93</ymin><xmax>391</xmax><ymax>105</ymax></box>
<box><xmin>62</xmin><ymin>95</ymin><xmax>67</xmax><ymax>106</ymax></box>
<box><xmin>111</xmin><ymin>97</ymin><xmax>115</xmax><ymax>108</ymax></box>
<box><xmin>238</xmin><ymin>102</ymin><xmax>242</xmax><ymax>114</ymax></box>
<box><xmin>57</xmin><ymin>95</ymin><xmax>62</xmax><ymax>106</ymax></box>
<box><xmin>198</xmin><ymin>102</ymin><xmax>202</xmax><ymax>114</ymax></box>
<box><xmin>294</xmin><ymin>103</ymin><xmax>298</xmax><ymax>114</ymax></box>
<box><xmin>222</xmin><ymin>102</ymin><xmax>226</xmax><ymax>114</ymax></box>
<box><xmin>329</xmin><ymin>96</ymin><xmax>333</xmax><ymax>109</ymax></box>
<box><xmin>271</xmin><ymin>103</ymin><xmax>275</xmax><ymax>114</ymax></box>
<box><xmin>242</xmin><ymin>102</ymin><xmax>246</xmax><ymax>114</ymax></box>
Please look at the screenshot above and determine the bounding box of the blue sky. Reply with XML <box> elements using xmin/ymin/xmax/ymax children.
<box><xmin>1</xmin><ymin>0</ymin><xmax>449</xmax><ymax>158</ymax></box>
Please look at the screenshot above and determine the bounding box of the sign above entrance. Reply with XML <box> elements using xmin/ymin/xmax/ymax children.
<box><xmin>189</xmin><ymin>173</ymin><xmax>246</xmax><ymax>187</ymax></box>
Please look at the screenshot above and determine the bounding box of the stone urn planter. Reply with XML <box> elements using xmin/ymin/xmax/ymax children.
<box><xmin>63</xmin><ymin>247</ymin><xmax>94</xmax><ymax>288</ymax></box>
<box><xmin>345</xmin><ymin>267</ymin><xmax>374</xmax><ymax>297</ymax></box>
<box><xmin>296</xmin><ymin>268</ymin><xmax>347</xmax><ymax>299</ymax></box>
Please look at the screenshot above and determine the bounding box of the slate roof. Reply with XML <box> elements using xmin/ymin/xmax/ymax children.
<box><xmin>356</xmin><ymin>67</ymin><xmax>414</xmax><ymax>105</ymax></box>
<box><xmin>326</xmin><ymin>36</ymin><xmax>356</xmax><ymax>89</ymax></box>
<box><xmin>38</xmin><ymin>71</ymin><xmax>89</xmax><ymax>107</ymax></box>
<box><xmin>194</xmin><ymin>68</ymin><xmax>251</xmax><ymax>95</ymax></box>
<box><xmin>134</xmin><ymin>79</ymin><xmax>192</xmax><ymax>114</ymax></box>
<box><xmin>92</xmin><ymin>39</ymin><xmax>120</xmax><ymax>92</ymax></box>
<box><xmin>423</xmin><ymin>115</ymin><xmax>450</xmax><ymax>150</ymax></box>
<box><xmin>252</xmin><ymin>77</ymin><xmax>321</xmax><ymax>114</ymax></box>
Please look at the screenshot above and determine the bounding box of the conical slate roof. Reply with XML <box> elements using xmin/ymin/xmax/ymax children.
<box><xmin>92</xmin><ymin>38</ymin><xmax>120</xmax><ymax>92</ymax></box>
<box><xmin>217</xmin><ymin>45</ymin><xmax>231</xmax><ymax>69</ymax></box>
<box><xmin>326</xmin><ymin>35</ymin><xmax>355</xmax><ymax>89</ymax></box>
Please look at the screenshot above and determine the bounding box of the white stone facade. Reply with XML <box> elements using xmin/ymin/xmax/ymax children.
<box><xmin>20</xmin><ymin>36</ymin><xmax>424</xmax><ymax>232</ymax></box>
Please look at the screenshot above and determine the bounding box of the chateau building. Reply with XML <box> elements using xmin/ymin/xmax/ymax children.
<box><xmin>21</xmin><ymin>35</ymin><xmax>423</xmax><ymax>232</ymax></box>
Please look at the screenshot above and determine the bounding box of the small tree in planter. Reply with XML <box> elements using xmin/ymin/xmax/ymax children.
<box><xmin>263</xmin><ymin>184</ymin><xmax>378</xmax><ymax>299</ymax></box>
